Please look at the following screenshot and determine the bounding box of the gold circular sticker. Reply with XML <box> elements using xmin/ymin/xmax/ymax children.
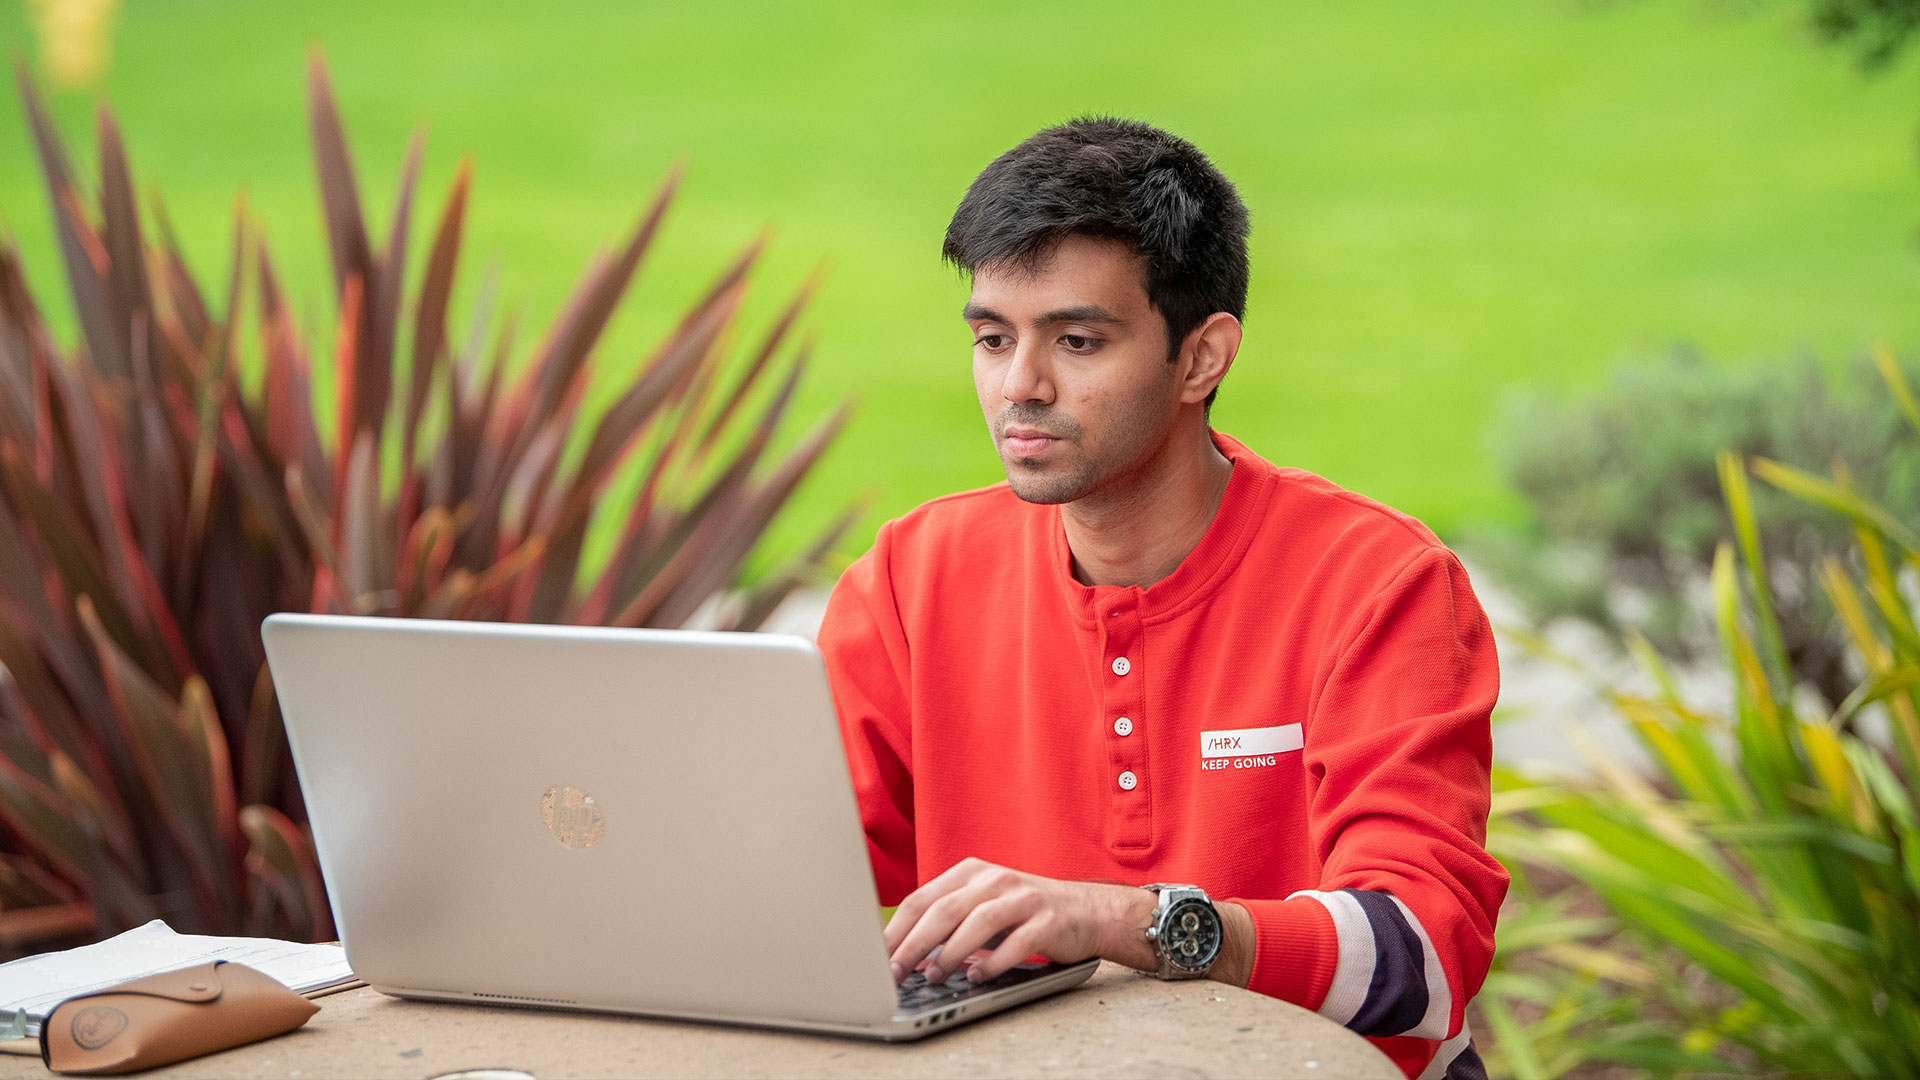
<box><xmin>539</xmin><ymin>785</ymin><xmax>605</xmax><ymax>849</ymax></box>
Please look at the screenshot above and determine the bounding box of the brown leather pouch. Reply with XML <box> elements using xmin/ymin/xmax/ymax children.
<box><xmin>38</xmin><ymin>960</ymin><xmax>318</xmax><ymax>1075</ymax></box>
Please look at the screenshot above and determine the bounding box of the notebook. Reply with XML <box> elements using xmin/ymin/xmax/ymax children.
<box><xmin>0</xmin><ymin>921</ymin><xmax>352</xmax><ymax>1039</ymax></box>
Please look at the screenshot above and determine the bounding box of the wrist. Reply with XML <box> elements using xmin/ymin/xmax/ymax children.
<box><xmin>1090</xmin><ymin>883</ymin><xmax>1159</xmax><ymax>972</ymax></box>
<box><xmin>1207</xmin><ymin>901</ymin><xmax>1255</xmax><ymax>988</ymax></box>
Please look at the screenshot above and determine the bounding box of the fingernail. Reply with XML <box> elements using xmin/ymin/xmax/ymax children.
<box><xmin>926</xmin><ymin>966</ymin><xmax>942</xmax><ymax>983</ymax></box>
<box><xmin>967</xmin><ymin>966</ymin><xmax>986</xmax><ymax>983</ymax></box>
<box><xmin>890</xmin><ymin>962</ymin><xmax>902</xmax><ymax>981</ymax></box>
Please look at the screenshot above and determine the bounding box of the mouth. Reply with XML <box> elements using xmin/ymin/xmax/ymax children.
<box><xmin>1000</xmin><ymin>426</ymin><xmax>1059</xmax><ymax>459</ymax></box>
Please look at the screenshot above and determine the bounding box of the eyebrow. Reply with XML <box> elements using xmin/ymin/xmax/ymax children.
<box><xmin>961</xmin><ymin>303</ymin><xmax>1123</xmax><ymax>328</ymax></box>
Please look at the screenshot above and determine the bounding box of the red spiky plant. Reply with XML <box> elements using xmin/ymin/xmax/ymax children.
<box><xmin>0</xmin><ymin>55</ymin><xmax>853</xmax><ymax>952</ymax></box>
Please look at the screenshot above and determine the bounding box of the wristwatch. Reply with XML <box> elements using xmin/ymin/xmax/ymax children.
<box><xmin>1142</xmin><ymin>884</ymin><xmax>1222</xmax><ymax>979</ymax></box>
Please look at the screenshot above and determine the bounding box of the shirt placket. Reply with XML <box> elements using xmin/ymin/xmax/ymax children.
<box><xmin>1096</xmin><ymin>597</ymin><xmax>1150</xmax><ymax>849</ymax></box>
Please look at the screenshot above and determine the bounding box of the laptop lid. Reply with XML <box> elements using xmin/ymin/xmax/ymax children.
<box><xmin>260</xmin><ymin>613</ymin><xmax>903</xmax><ymax>1029</ymax></box>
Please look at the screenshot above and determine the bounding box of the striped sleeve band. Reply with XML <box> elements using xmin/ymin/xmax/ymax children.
<box><xmin>1285</xmin><ymin>888</ymin><xmax>1456</xmax><ymax>1043</ymax></box>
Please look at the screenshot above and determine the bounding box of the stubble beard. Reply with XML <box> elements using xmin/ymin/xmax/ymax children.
<box><xmin>994</xmin><ymin>399</ymin><xmax>1167</xmax><ymax>507</ymax></box>
<box><xmin>1005</xmin><ymin>455</ymin><xmax>1096</xmax><ymax>505</ymax></box>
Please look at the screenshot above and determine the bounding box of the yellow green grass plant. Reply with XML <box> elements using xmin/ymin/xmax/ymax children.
<box><xmin>1483</xmin><ymin>351</ymin><xmax>1920</xmax><ymax>1077</ymax></box>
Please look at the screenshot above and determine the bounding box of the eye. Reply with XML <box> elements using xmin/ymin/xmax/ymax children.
<box><xmin>1061</xmin><ymin>334</ymin><xmax>1100</xmax><ymax>353</ymax></box>
<box><xmin>973</xmin><ymin>333</ymin><xmax>1008</xmax><ymax>350</ymax></box>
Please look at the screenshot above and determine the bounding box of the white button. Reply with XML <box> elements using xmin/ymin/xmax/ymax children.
<box><xmin>1114</xmin><ymin>716</ymin><xmax>1133</xmax><ymax>737</ymax></box>
<box><xmin>1111</xmin><ymin>656</ymin><xmax>1131</xmax><ymax>676</ymax></box>
<box><xmin>1117</xmin><ymin>770</ymin><xmax>1138</xmax><ymax>791</ymax></box>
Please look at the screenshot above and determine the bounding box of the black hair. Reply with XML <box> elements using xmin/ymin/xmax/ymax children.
<box><xmin>942</xmin><ymin>117</ymin><xmax>1250</xmax><ymax>407</ymax></box>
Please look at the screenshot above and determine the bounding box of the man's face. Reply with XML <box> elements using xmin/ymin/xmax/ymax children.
<box><xmin>965</xmin><ymin>235</ymin><xmax>1182</xmax><ymax>506</ymax></box>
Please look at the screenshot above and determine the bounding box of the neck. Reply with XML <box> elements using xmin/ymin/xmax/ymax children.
<box><xmin>1062</xmin><ymin>424</ymin><xmax>1234</xmax><ymax>588</ymax></box>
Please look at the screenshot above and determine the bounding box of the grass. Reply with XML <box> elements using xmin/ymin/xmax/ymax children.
<box><xmin>3</xmin><ymin>0</ymin><xmax>1919</xmax><ymax>568</ymax></box>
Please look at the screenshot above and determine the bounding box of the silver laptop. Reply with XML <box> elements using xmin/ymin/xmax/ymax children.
<box><xmin>260</xmin><ymin>613</ymin><xmax>1096</xmax><ymax>1039</ymax></box>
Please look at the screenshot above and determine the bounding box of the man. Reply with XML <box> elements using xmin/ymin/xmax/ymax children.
<box><xmin>818</xmin><ymin>118</ymin><xmax>1504</xmax><ymax>1079</ymax></box>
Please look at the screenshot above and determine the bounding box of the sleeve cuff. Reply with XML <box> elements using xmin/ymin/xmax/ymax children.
<box><xmin>1229</xmin><ymin>894</ymin><xmax>1338</xmax><ymax>1009</ymax></box>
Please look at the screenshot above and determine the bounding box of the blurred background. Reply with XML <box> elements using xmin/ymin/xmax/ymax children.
<box><xmin>6</xmin><ymin>2</ymin><xmax>1920</xmax><ymax>1075</ymax></box>
<box><xmin>5</xmin><ymin>0</ymin><xmax>1917</xmax><ymax>556</ymax></box>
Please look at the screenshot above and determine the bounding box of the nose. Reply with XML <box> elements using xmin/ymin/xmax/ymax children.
<box><xmin>1000</xmin><ymin>337</ymin><xmax>1055</xmax><ymax>406</ymax></box>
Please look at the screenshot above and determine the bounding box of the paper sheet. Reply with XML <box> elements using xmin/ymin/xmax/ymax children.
<box><xmin>0</xmin><ymin>920</ymin><xmax>353</xmax><ymax>1038</ymax></box>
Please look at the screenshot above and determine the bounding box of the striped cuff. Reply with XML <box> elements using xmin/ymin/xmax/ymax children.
<box><xmin>1418</xmin><ymin>1027</ymin><xmax>1486</xmax><ymax>1080</ymax></box>
<box><xmin>1287</xmin><ymin>888</ymin><xmax>1453</xmax><ymax>1041</ymax></box>
<box><xmin>1232</xmin><ymin>894</ymin><xmax>1338</xmax><ymax>1008</ymax></box>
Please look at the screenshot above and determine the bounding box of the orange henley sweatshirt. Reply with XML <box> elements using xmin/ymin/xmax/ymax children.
<box><xmin>819</xmin><ymin>432</ymin><xmax>1507</xmax><ymax>1078</ymax></box>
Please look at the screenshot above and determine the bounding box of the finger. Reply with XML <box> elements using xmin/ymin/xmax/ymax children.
<box><xmin>937</xmin><ymin>893</ymin><xmax>1037</xmax><ymax>982</ymax></box>
<box><xmin>883</xmin><ymin>858</ymin><xmax>985</xmax><ymax>954</ymax></box>
<box><xmin>882</xmin><ymin>902</ymin><xmax>921</xmax><ymax>959</ymax></box>
<box><xmin>890</xmin><ymin>880</ymin><xmax>998</xmax><ymax>980</ymax></box>
<box><xmin>887</xmin><ymin>883</ymin><xmax>975</xmax><ymax>976</ymax></box>
<box><xmin>968</xmin><ymin>919</ymin><xmax>1053</xmax><ymax>984</ymax></box>
<box><xmin>882</xmin><ymin>881</ymin><xmax>954</xmax><ymax>959</ymax></box>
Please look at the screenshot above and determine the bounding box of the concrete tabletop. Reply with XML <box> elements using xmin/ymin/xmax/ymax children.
<box><xmin>19</xmin><ymin>963</ymin><xmax>1398</xmax><ymax>1079</ymax></box>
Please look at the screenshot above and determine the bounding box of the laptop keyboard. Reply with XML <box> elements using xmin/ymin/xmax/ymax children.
<box><xmin>895</xmin><ymin>958</ymin><xmax>1056</xmax><ymax>1014</ymax></box>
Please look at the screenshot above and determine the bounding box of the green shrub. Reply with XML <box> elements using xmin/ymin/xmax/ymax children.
<box><xmin>1483</xmin><ymin>353</ymin><xmax>1920</xmax><ymax>1077</ymax></box>
<box><xmin>1474</xmin><ymin>348</ymin><xmax>1920</xmax><ymax>710</ymax></box>
<box><xmin>1804</xmin><ymin>0</ymin><xmax>1920</xmax><ymax>70</ymax></box>
<box><xmin>0</xmin><ymin>57</ymin><xmax>850</xmax><ymax>952</ymax></box>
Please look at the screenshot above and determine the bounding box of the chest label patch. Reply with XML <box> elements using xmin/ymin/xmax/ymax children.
<box><xmin>1199</xmin><ymin>724</ymin><xmax>1303</xmax><ymax>770</ymax></box>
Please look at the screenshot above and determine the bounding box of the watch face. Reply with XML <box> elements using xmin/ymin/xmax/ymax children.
<box><xmin>1162</xmin><ymin>897</ymin><xmax>1222</xmax><ymax>971</ymax></box>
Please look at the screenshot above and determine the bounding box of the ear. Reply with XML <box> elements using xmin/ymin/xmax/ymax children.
<box><xmin>1177</xmin><ymin>312</ymin><xmax>1241</xmax><ymax>406</ymax></box>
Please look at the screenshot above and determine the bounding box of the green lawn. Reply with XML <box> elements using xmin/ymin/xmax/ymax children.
<box><xmin>3</xmin><ymin>0</ymin><xmax>1918</xmax><ymax>570</ymax></box>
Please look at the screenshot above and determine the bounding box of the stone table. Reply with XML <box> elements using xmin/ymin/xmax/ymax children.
<box><xmin>16</xmin><ymin>963</ymin><xmax>1399</xmax><ymax>1079</ymax></box>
